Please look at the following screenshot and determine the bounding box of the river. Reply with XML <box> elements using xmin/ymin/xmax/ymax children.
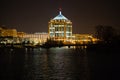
<box><xmin>0</xmin><ymin>47</ymin><xmax>112</xmax><ymax>80</ymax></box>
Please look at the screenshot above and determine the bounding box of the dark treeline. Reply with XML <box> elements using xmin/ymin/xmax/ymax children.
<box><xmin>87</xmin><ymin>25</ymin><xmax>120</xmax><ymax>51</ymax></box>
<box><xmin>95</xmin><ymin>25</ymin><xmax>119</xmax><ymax>41</ymax></box>
<box><xmin>40</xmin><ymin>38</ymin><xmax>64</xmax><ymax>48</ymax></box>
<box><xmin>95</xmin><ymin>25</ymin><xmax>120</xmax><ymax>43</ymax></box>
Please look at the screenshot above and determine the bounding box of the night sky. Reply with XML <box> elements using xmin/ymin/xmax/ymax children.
<box><xmin>0</xmin><ymin>0</ymin><xmax>120</xmax><ymax>34</ymax></box>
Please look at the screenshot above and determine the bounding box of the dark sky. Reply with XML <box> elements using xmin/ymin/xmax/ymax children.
<box><xmin>0</xmin><ymin>0</ymin><xmax>120</xmax><ymax>34</ymax></box>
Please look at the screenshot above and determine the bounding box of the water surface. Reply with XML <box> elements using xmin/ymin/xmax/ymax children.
<box><xmin>0</xmin><ymin>47</ymin><xmax>112</xmax><ymax>80</ymax></box>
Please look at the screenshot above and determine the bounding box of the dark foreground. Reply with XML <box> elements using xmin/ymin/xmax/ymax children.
<box><xmin>0</xmin><ymin>47</ymin><xmax>113</xmax><ymax>80</ymax></box>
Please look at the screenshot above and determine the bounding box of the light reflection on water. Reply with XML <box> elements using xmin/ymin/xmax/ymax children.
<box><xmin>0</xmin><ymin>47</ymin><xmax>89</xmax><ymax>80</ymax></box>
<box><xmin>24</xmin><ymin>48</ymin><xmax>89</xmax><ymax>80</ymax></box>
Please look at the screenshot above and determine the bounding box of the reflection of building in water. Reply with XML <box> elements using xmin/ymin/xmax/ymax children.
<box><xmin>48</xmin><ymin>10</ymin><xmax>72</xmax><ymax>42</ymax></box>
<box><xmin>23</xmin><ymin>32</ymin><xmax>48</xmax><ymax>45</ymax></box>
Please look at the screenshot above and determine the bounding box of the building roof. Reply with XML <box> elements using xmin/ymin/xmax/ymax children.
<box><xmin>53</xmin><ymin>11</ymin><xmax>68</xmax><ymax>20</ymax></box>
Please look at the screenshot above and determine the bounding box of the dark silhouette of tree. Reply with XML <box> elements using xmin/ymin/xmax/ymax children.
<box><xmin>103</xmin><ymin>26</ymin><xmax>115</xmax><ymax>42</ymax></box>
<box><xmin>95</xmin><ymin>25</ymin><xmax>104</xmax><ymax>40</ymax></box>
<box><xmin>95</xmin><ymin>25</ymin><xmax>115</xmax><ymax>43</ymax></box>
<box><xmin>43</xmin><ymin>38</ymin><xmax>64</xmax><ymax>48</ymax></box>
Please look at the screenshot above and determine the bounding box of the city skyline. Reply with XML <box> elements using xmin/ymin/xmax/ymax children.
<box><xmin>0</xmin><ymin>0</ymin><xmax>120</xmax><ymax>34</ymax></box>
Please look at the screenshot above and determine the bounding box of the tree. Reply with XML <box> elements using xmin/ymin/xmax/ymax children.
<box><xmin>103</xmin><ymin>26</ymin><xmax>115</xmax><ymax>42</ymax></box>
<box><xmin>95</xmin><ymin>25</ymin><xmax>115</xmax><ymax>43</ymax></box>
<box><xmin>95</xmin><ymin>25</ymin><xmax>104</xmax><ymax>40</ymax></box>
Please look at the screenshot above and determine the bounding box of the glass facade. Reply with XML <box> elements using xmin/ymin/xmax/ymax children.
<box><xmin>48</xmin><ymin>11</ymin><xmax>72</xmax><ymax>41</ymax></box>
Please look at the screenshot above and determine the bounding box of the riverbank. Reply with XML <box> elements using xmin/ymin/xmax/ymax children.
<box><xmin>86</xmin><ymin>42</ymin><xmax>120</xmax><ymax>52</ymax></box>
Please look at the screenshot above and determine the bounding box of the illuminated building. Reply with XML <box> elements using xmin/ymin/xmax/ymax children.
<box><xmin>16</xmin><ymin>32</ymin><xmax>26</xmax><ymax>43</ymax></box>
<box><xmin>17</xmin><ymin>32</ymin><xmax>25</xmax><ymax>38</ymax></box>
<box><xmin>48</xmin><ymin>10</ymin><xmax>72</xmax><ymax>42</ymax></box>
<box><xmin>72</xmin><ymin>34</ymin><xmax>97</xmax><ymax>44</ymax></box>
<box><xmin>0</xmin><ymin>27</ymin><xmax>18</xmax><ymax>44</ymax></box>
<box><xmin>23</xmin><ymin>32</ymin><xmax>48</xmax><ymax>45</ymax></box>
<box><xmin>0</xmin><ymin>27</ymin><xmax>2</xmax><ymax>36</ymax></box>
<box><xmin>0</xmin><ymin>28</ymin><xmax>17</xmax><ymax>37</ymax></box>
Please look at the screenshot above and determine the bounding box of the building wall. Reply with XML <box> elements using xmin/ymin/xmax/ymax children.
<box><xmin>48</xmin><ymin>19</ymin><xmax>72</xmax><ymax>41</ymax></box>
<box><xmin>23</xmin><ymin>33</ymin><xmax>48</xmax><ymax>45</ymax></box>
<box><xmin>17</xmin><ymin>32</ymin><xmax>25</xmax><ymax>38</ymax></box>
<box><xmin>0</xmin><ymin>28</ymin><xmax>2</xmax><ymax>36</ymax></box>
<box><xmin>0</xmin><ymin>28</ymin><xmax>17</xmax><ymax>37</ymax></box>
<box><xmin>72</xmin><ymin>34</ymin><xmax>97</xmax><ymax>44</ymax></box>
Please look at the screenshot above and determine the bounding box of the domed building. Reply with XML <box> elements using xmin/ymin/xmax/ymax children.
<box><xmin>48</xmin><ymin>11</ymin><xmax>72</xmax><ymax>42</ymax></box>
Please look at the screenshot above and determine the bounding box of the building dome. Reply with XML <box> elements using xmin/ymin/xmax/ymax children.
<box><xmin>53</xmin><ymin>11</ymin><xmax>68</xmax><ymax>20</ymax></box>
